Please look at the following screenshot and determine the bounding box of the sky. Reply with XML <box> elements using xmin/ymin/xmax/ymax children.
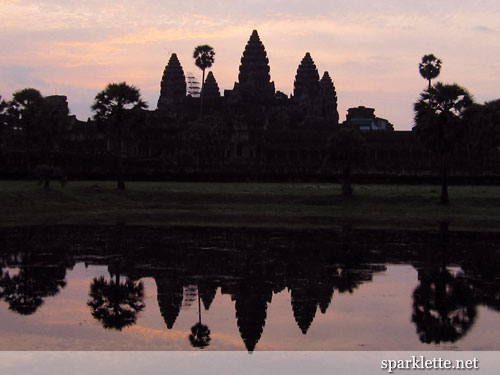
<box><xmin>1</xmin><ymin>0</ymin><xmax>500</xmax><ymax>130</ymax></box>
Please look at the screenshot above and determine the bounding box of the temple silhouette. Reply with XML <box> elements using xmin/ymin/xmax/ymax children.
<box><xmin>3</xmin><ymin>224</ymin><xmax>500</xmax><ymax>351</ymax></box>
<box><xmin>3</xmin><ymin>29</ymin><xmax>498</xmax><ymax>180</ymax></box>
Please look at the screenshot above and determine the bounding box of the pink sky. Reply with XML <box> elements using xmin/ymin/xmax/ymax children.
<box><xmin>1</xmin><ymin>0</ymin><xmax>499</xmax><ymax>129</ymax></box>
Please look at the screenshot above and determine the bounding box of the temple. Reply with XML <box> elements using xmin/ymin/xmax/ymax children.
<box><xmin>3</xmin><ymin>29</ymin><xmax>498</xmax><ymax>180</ymax></box>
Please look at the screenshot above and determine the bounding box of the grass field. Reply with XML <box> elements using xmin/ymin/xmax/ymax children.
<box><xmin>1</xmin><ymin>180</ymin><xmax>500</xmax><ymax>231</ymax></box>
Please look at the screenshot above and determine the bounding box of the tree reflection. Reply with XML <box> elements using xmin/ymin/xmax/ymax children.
<box><xmin>412</xmin><ymin>223</ymin><xmax>476</xmax><ymax>344</ymax></box>
<box><xmin>412</xmin><ymin>270</ymin><xmax>476</xmax><ymax>344</ymax></box>
<box><xmin>0</xmin><ymin>265</ymin><xmax>67</xmax><ymax>315</ymax></box>
<box><xmin>88</xmin><ymin>275</ymin><xmax>145</xmax><ymax>330</ymax></box>
<box><xmin>188</xmin><ymin>292</ymin><xmax>211</xmax><ymax>349</ymax></box>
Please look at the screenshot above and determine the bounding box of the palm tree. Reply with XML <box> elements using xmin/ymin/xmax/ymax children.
<box><xmin>91</xmin><ymin>82</ymin><xmax>147</xmax><ymax>190</ymax></box>
<box><xmin>193</xmin><ymin>45</ymin><xmax>215</xmax><ymax>117</ymax></box>
<box><xmin>419</xmin><ymin>54</ymin><xmax>442</xmax><ymax>90</ymax></box>
<box><xmin>88</xmin><ymin>275</ymin><xmax>145</xmax><ymax>331</ymax></box>
<box><xmin>413</xmin><ymin>82</ymin><xmax>473</xmax><ymax>204</ymax></box>
<box><xmin>188</xmin><ymin>291</ymin><xmax>211</xmax><ymax>349</ymax></box>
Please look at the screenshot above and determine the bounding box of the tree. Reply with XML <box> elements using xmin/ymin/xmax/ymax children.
<box><xmin>464</xmin><ymin>100</ymin><xmax>500</xmax><ymax>173</ymax></box>
<box><xmin>88</xmin><ymin>275</ymin><xmax>145</xmax><ymax>331</ymax></box>
<box><xmin>193</xmin><ymin>45</ymin><xmax>215</xmax><ymax>117</ymax></box>
<box><xmin>0</xmin><ymin>264</ymin><xmax>67</xmax><ymax>315</ymax></box>
<box><xmin>328</xmin><ymin>127</ymin><xmax>366</xmax><ymax>197</ymax></box>
<box><xmin>7</xmin><ymin>88</ymin><xmax>44</xmax><ymax>175</ymax></box>
<box><xmin>419</xmin><ymin>54</ymin><xmax>442</xmax><ymax>89</ymax></box>
<box><xmin>91</xmin><ymin>82</ymin><xmax>147</xmax><ymax>190</ymax></box>
<box><xmin>188</xmin><ymin>292</ymin><xmax>211</xmax><ymax>349</ymax></box>
<box><xmin>413</xmin><ymin>82</ymin><xmax>473</xmax><ymax>204</ymax></box>
<box><xmin>411</xmin><ymin>223</ymin><xmax>476</xmax><ymax>344</ymax></box>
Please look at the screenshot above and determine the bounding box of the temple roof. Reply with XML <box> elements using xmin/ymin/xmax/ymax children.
<box><xmin>234</xmin><ymin>30</ymin><xmax>275</xmax><ymax>102</ymax></box>
<box><xmin>294</xmin><ymin>52</ymin><xmax>320</xmax><ymax>100</ymax></box>
<box><xmin>319</xmin><ymin>71</ymin><xmax>339</xmax><ymax>125</ymax></box>
<box><xmin>202</xmin><ymin>71</ymin><xmax>220</xmax><ymax>100</ymax></box>
<box><xmin>157</xmin><ymin>53</ymin><xmax>186</xmax><ymax>110</ymax></box>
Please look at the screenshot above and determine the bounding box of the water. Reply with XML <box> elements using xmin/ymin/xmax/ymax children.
<box><xmin>1</xmin><ymin>225</ymin><xmax>500</xmax><ymax>351</ymax></box>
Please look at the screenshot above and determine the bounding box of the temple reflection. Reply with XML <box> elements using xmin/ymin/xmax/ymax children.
<box><xmin>1</xmin><ymin>224</ymin><xmax>500</xmax><ymax>351</ymax></box>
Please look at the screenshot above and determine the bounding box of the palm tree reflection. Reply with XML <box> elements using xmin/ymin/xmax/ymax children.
<box><xmin>88</xmin><ymin>275</ymin><xmax>145</xmax><ymax>331</ymax></box>
<box><xmin>188</xmin><ymin>291</ymin><xmax>211</xmax><ymax>349</ymax></box>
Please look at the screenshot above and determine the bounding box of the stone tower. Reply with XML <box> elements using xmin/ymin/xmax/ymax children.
<box><xmin>318</xmin><ymin>71</ymin><xmax>339</xmax><ymax>125</ymax></box>
<box><xmin>293</xmin><ymin>52</ymin><xmax>320</xmax><ymax>101</ymax></box>
<box><xmin>157</xmin><ymin>53</ymin><xmax>186</xmax><ymax>110</ymax></box>
<box><xmin>233</xmin><ymin>30</ymin><xmax>275</xmax><ymax>103</ymax></box>
<box><xmin>202</xmin><ymin>71</ymin><xmax>220</xmax><ymax>101</ymax></box>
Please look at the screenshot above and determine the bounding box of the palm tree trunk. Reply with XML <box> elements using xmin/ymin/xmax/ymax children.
<box><xmin>198</xmin><ymin>292</ymin><xmax>201</xmax><ymax>324</ymax></box>
<box><xmin>200</xmin><ymin>69</ymin><xmax>205</xmax><ymax>118</ymax></box>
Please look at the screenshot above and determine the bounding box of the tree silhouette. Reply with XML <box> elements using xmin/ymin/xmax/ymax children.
<box><xmin>87</xmin><ymin>275</ymin><xmax>145</xmax><ymax>330</ymax></box>
<box><xmin>91</xmin><ymin>82</ymin><xmax>147</xmax><ymax>190</ymax></box>
<box><xmin>6</xmin><ymin>88</ymin><xmax>44</xmax><ymax>175</ymax></box>
<box><xmin>193</xmin><ymin>45</ymin><xmax>215</xmax><ymax>117</ymax></box>
<box><xmin>0</xmin><ymin>265</ymin><xmax>67</xmax><ymax>315</ymax></box>
<box><xmin>188</xmin><ymin>292</ymin><xmax>211</xmax><ymax>349</ymax></box>
<box><xmin>419</xmin><ymin>54</ymin><xmax>442</xmax><ymax>90</ymax></box>
<box><xmin>412</xmin><ymin>269</ymin><xmax>476</xmax><ymax>344</ymax></box>
<box><xmin>328</xmin><ymin>127</ymin><xmax>366</xmax><ymax>197</ymax></box>
<box><xmin>413</xmin><ymin>83</ymin><xmax>473</xmax><ymax>204</ymax></box>
<box><xmin>464</xmin><ymin>100</ymin><xmax>500</xmax><ymax>173</ymax></box>
<box><xmin>412</xmin><ymin>222</ymin><xmax>476</xmax><ymax>344</ymax></box>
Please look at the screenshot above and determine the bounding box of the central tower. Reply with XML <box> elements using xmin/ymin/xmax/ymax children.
<box><xmin>232</xmin><ymin>30</ymin><xmax>275</xmax><ymax>103</ymax></box>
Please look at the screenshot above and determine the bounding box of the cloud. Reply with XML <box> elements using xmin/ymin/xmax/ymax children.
<box><xmin>474</xmin><ymin>25</ymin><xmax>494</xmax><ymax>33</ymax></box>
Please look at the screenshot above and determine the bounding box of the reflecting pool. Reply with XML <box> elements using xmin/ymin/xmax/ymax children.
<box><xmin>1</xmin><ymin>224</ymin><xmax>500</xmax><ymax>351</ymax></box>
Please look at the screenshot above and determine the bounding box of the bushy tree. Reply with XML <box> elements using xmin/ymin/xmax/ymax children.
<box><xmin>91</xmin><ymin>82</ymin><xmax>147</xmax><ymax>190</ymax></box>
<box><xmin>464</xmin><ymin>100</ymin><xmax>500</xmax><ymax>173</ymax></box>
<box><xmin>413</xmin><ymin>82</ymin><xmax>473</xmax><ymax>204</ymax></box>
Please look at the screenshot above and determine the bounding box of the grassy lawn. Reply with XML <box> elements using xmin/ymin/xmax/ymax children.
<box><xmin>1</xmin><ymin>180</ymin><xmax>500</xmax><ymax>231</ymax></box>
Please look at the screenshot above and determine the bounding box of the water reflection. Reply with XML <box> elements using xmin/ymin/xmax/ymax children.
<box><xmin>88</xmin><ymin>275</ymin><xmax>145</xmax><ymax>331</ymax></box>
<box><xmin>411</xmin><ymin>223</ymin><xmax>476</xmax><ymax>344</ymax></box>
<box><xmin>1</xmin><ymin>224</ymin><xmax>500</xmax><ymax>351</ymax></box>
<box><xmin>0</xmin><ymin>251</ymin><xmax>73</xmax><ymax>315</ymax></box>
<box><xmin>189</xmin><ymin>293</ymin><xmax>211</xmax><ymax>349</ymax></box>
